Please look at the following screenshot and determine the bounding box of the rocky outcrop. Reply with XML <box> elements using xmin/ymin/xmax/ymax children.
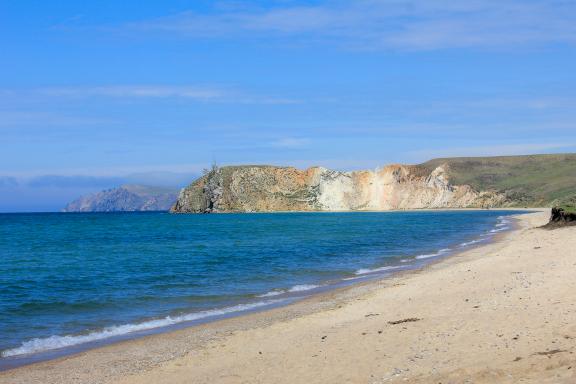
<box><xmin>171</xmin><ymin>163</ymin><xmax>507</xmax><ymax>213</ymax></box>
<box><xmin>63</xmin><ymin>185</ymin><xmax>179</xmax><ymax>212</ymax></box>
<box><xmin>543</xmin><ymin>207</ymin><xmax>576</xmax><ymax>229</ymax></box>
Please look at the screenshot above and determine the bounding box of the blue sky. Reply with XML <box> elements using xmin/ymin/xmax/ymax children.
<box><xmin>1</xmin><ymin>0</ymin><xmax>576</xmax><ymax>211</ymax></box>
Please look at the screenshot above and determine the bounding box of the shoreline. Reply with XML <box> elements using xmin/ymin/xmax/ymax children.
<box><xmin>4</xmin><ymin>208</ymin><xmax>575</xmax><ymax>383</ymax></box>
<box><xmin>0</xmin><ymin>210</ymin><xmax>522</xmax><ymax>371</ymax></box>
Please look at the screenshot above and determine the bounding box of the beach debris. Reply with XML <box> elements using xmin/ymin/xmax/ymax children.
<box><xmin>513</xmin><ymin>357</ymin><xmax>522</xmax><ymax>362</ymax></box>
<box><xmin>388</xmin><ymin>318</ymin><xmax>421</xmax><ymax>325</ymax></box>
<box><xmin>533</xmin><ymin>349</ymin><xmax>567</xmax><ymax>358</ymax></box>
<box><xmin>365</xmin><ymin>313</ymin><xmax>380</xmax><ymax>317</ymax></box>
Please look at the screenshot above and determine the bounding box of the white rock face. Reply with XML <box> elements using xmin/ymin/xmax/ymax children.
<box><xmin>308</xmin><ymin>165</ymin><xmax>484</xmax><ymax>211</ymax></box>
<box><xmin>314</xmin><ymin>168</ymin><xmax>357</xmax><ymax>210</ymax></box>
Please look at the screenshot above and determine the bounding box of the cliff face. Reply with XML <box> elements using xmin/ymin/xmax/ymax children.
<box><xmin>171</xmin><ymin>164</ymin><xmax>506</xmax><ymax>213</ymax></box>
<box><xmin>63</xmin><ymin>185</ymin><xmax>178</xmax><ymax>212</ymax></box>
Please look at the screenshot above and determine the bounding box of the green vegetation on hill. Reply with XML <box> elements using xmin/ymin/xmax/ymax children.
<box><xmin>559</xmin><ymin>205</ymin><xmax>576</xmax><ymax>214</ymax></box>
<box><xmin>556</xmin><ymin>194</ymin><xmax>576</xmax><ymax>213</ymax></box>
<box><xmin>421</xmin><ymin>153</ymin><xmax>576</xmax><ymax>207</ymax></box>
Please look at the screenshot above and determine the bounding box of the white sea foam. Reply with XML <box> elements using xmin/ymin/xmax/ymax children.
<box><xmin>354</xmin><ymin>265</ymin><xmax>401</xmax><ymax>275</ymax></box>
<box><xmin>257</xmin><ymin>290</ymin><xmax>286</xmax><ymax>298</ymax></box>
<box><xmin>490</xmin><ymin>226</ymin><xmax>509</xmax><ymax>233</ymax></box>
<box><xmin>415</xmin><ymin>248</ymin><xmax>451</xmax><ymax>260</ymax></box>
<box><xmin>1</xmin><ymin>300</ymin><xmax>284</xmax><ymax>358</ymax></box>
<box><xmin>257</xmin><ymin>284</ymin><xmax>320</xmax><ymax>298</ymax></box>
<box><xmin>460</xmin><ymin>239</ymin><xmax>482</xmax><ymax>247</ymax></box>
<box><xmin>288</xmin><ymin>284</ymin><xmax>320</xmax><ymax>292</ymax></box>
<box><xmin>342</xmin><ymin>276</ymin><xmax>364</xmax><ymax>281</ymax></box>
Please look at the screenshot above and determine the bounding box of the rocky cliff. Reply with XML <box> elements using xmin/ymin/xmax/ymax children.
<box><xmin>171</xmin><ymin>163</ymin><xmax>507</xmax><ymax>213</ymax></box>
<box><xmin>63</xmin><ymin>185</ymin><xmax>179</xmax><ymax>212</ymax></box>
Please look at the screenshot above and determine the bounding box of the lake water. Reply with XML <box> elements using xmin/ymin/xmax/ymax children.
<box><xmin>0</xmin><ymin>210</ymin><xmax>518</xmax><ymax>363</ymax></box>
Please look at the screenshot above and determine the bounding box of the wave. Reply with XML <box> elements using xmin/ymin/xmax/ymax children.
<box><xmin>490</xmin><ymin>226</ymin><xmax>509</xmax><ymax>233</ymax></box>
<box><xmin>460</xmin><ymin>239</ymin><xmax>483</xmax><ymax>247</ymax></box>
<box><xmin>354</xmin><ymin>265</ymin><xmax>401</xmax><ymax>275</ymax></box>
<box><xmin>288</xmin><ymin>284</ymin><xmax>320</xmax><ymax>292</ymax></box>
<box><xmin>257</xmin><ymin>284</ymin><xmax>320</xmax><ymax>298</ymax></box>
<box><xmin>341</xmin><ymin>276</ymin><xmax>365</xmax><ymax>281</ymax></box>
<box><xmin>415</xmin><ymin>248</ymin><xmax>451</xmax><ymax>260</ymax></box>
<box><xmin>257</xmin><ymin>290</ymin><xmax>285</xmax><ymax>298</ymax></box>
<box><xmin>1</xmin><ymin>299</ymin><xmax>284</xmax><ymax>358</ymax></box>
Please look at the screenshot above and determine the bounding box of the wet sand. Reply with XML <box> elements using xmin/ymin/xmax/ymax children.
<box><xmin>2</xmin><ymin>209</ymin><xmax>575</xmax><ymax>383</ymax></box>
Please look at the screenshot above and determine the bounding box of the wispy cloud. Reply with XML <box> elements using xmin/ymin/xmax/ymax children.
<box><xmin>117</xmin><ymin>0</ymin><xmax>576</xmax><ymax>50</ymax></box>
<box><xmin>269</xmin><ymin>137</ymin><xmax>311</xmax><ymax>148</ymax></box>
<box><xmin>39</xmin><ymin>85</ymin><xmax>226</xmax><ymax>100</ymax></box>
<box><xmin>0</xmin><ymin>169</ymin><xmax>201</xmax><ymax>190</ymax></box>
<box><xmin>0</xmin><ymin>85</ymin><xmax>299</xmax><ymax>104</ymax></box>
<box><xmin>0</xmin><ymin>111</ymin><xmax>118</xmax><ymax>127</ymax></box>
<box><xmin>0</xmin><ymin>176</ymin><xmax>19</xmax><ymax>188</ymax></box>
<box><xmin>407</xmin><ymin>142</ymin><xmax>576</xmax><ymax>160</ymax></box>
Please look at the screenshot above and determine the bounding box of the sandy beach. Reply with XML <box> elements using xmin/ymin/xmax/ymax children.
<box><xmin>2</xmin><ymin>209</ymin><xmax>575</xmax><ymax>384</ymax></box>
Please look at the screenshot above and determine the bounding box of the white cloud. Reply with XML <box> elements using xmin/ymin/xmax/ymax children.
<box><xmin>118</xmin><ymin>0</ymin><xmax>576</xmax><ymax>50</ymax></box>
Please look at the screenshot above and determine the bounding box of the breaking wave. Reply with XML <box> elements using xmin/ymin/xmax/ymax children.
<box><xmin>415</xmin><ymin>248</ymin><xmax>451</xmax><ymax>260</ymax></box>
<box><xmin>354</xmin><ymin>265</ymin><xmax>402</xmax><ymax>275</ymax></box>
<box><xmin>1</xmin><ymin>299</ymin><xmax>284</xmax><ymax>358</ymax></box>
<box><xmin>257</xmin><ymin>284</ymin><xmax>320</xmax><ymax>298</ymax></box>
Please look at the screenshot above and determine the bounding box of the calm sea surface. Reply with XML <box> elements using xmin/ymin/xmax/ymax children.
<box><xmin>0</xmin><ymin>210</ymin><xmax>519</xmax><ymax>361</ymax></box>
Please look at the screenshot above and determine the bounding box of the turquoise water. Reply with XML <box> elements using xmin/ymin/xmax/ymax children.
<box><xmin>0</xmin><ymin>210</ymin><xmax>517</xmax><ymax>361</ymax></box>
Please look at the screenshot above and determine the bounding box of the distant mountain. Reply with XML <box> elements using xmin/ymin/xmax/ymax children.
<box><xmin>62</xmin><ymin>185</ymin><xmax>179</xmax><ymax>212</ymax></box>
<box><xmin>171</xmin><ymin>154</ymin><xmax>576</xmax><ymax>213</ymax></box>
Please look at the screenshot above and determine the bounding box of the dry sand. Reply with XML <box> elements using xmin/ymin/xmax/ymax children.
<box><xmin>2</xmin><ymin>210</ymin><xmax>575</xmax><ymax>384</ymax></box>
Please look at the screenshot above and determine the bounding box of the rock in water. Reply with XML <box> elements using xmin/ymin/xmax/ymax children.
<box><xmin>63</xmin><ymin>185</ymin><xmax>179</xmax><ymax>212</ymax></box>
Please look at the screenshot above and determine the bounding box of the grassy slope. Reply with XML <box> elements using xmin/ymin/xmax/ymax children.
<box><xmin>557</xmin><ymin>194</ymin><xmax>576</xmax><ymax>213</ymax></box>
<box><xmin>421</xmin><ymin>153</ymin><xmax>576</xmax><ymax>207</ymax></box>
<box><xmin>559</xmin><ymin>205</ymin><xmax>576</xmax><ymax>214</ymax></box>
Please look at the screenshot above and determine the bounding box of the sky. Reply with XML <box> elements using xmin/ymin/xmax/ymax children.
<box><xmin>1</xmin><ymin>0</ymin><xmax>576</xmax><ymax>212</ymax></box>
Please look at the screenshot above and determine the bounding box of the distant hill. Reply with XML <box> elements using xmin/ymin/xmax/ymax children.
<box><xmin>171</xmin><ymin>153</ymin><xmax>576</xmax><ymax>213</ymax></box>
<box><xmin>62</xmin><ymin>185</ymin><xmax>179</xmax><ymax>212</ymax></box>
<box><xmin>421</xmin><ymin>153</ymin><xmax>576</xmax><ymax>207</ymax></box>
